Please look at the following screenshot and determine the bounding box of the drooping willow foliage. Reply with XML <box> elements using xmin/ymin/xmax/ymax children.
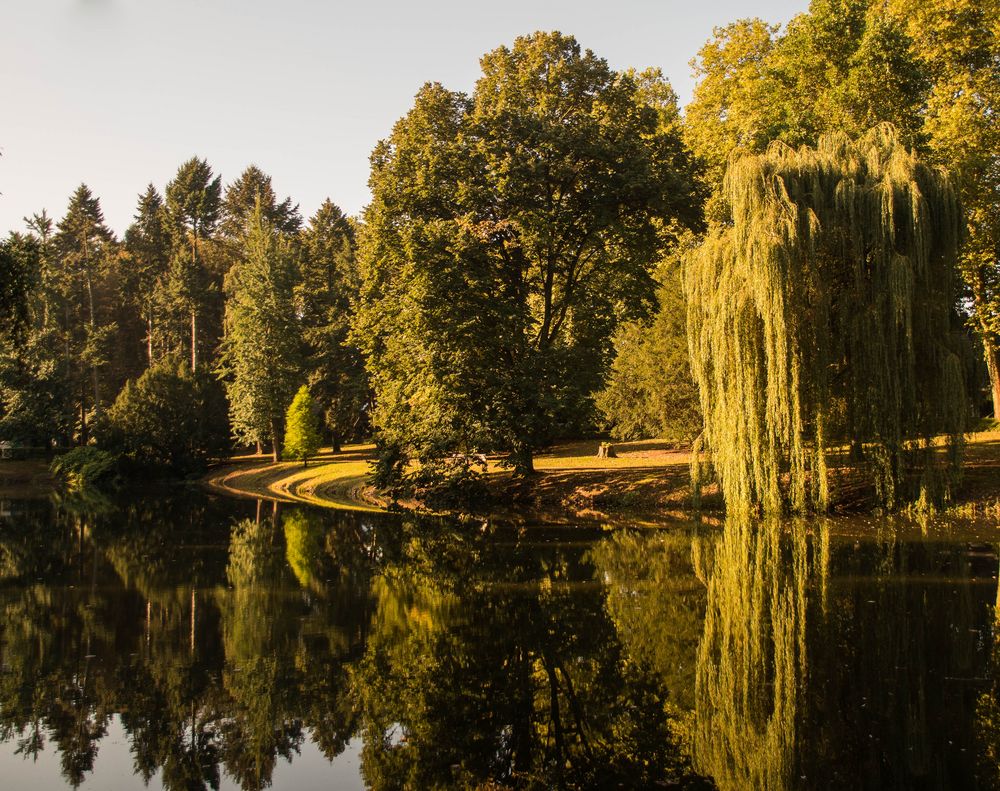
<box><xmin>686</xmin><ymin>124</ymin><xmax>966</xmax><ymax>514</ymax></box>
<box><xmin>694</xmin><ymin>517</ymin><xmax>817</xmax><ymax>790</ymax></box>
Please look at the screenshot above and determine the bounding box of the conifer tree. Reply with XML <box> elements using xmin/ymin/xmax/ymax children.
<box><xmin>0</xmin><ymin>233</ymin><xmax>36</xmax><ymax>341</ymax></box>
<box><xmin>54</xmin><ymin>184</ymin><xmax>116</xmax><ymax>439</ymax></box>
<box><xmin>165</xmin><ymin>158</ymin><xmax>221</xmax><ymax>372</ymax></box>
<box><xmin>123</xmin><ymin>185</ymin><xmax>171</xmax><ymax>366</ymax></box>
<box><xmin>686</xmin><ymin>125</ymin><xmax>965</xmax><ymax>514</ymax></box>
<box><xmin>298</xmin><ymin>200</ymin><xmax>367</xmax><ymax>451</ymax></box>
<box><xmin>217</xmin><ymin>201</ymin><xmax>302</xmax><ymax>461</ymax></box>
<box><xmin>220</xmin><ymin>166</ymin><xmax>301</xmax><ymax>239</ymax></box>
<box><xmin>283</xmin><ymin>385</ymin><xmax>322</xmax><ymax>465</ymax></box>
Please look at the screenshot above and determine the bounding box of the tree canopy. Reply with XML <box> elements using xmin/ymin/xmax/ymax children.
<box><xmin>217</xmin><ymin>201</ymin><xmax>302</xmax><ymax>461</ymax></box>
<box><xmin>356</xmin><ymin>31</ymin><xmax>704</xmax><ymax>483</ymax></box>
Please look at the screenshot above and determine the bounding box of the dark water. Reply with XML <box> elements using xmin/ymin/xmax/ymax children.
<box><xmin>1</xmin><ymin>491</ymin><xmax>1000</xmax><ymax>790</ymax></box>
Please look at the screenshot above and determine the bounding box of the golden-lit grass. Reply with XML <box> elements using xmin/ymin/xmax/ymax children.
<box><xmin>204</xmin><ymin>444</ymin><xmax>383</xmax><ymax>512</ymax></box>
<box><xmin>203</xmin><ymin>432</ymin><xmax>1000</xmax><ymax>520</ymax></box>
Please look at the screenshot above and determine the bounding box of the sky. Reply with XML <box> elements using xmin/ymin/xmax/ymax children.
<box><xmin>0</xmin><ymin>0</ymin><xmax>809</xmax><ymax>236</ymax></box>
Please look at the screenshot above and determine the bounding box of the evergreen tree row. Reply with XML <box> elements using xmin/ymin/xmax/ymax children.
<box><xmin>0</xmin><ymin>160</ymin><xmax>366</xmax><ymax>468</ymax></box>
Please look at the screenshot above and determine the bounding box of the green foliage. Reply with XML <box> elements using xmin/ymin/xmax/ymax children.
<box><xmin>0</xmin><ymin>233</ymin><xmax>38</xmax><ymax>342</ymax></box>
<box><xmin>283</xmin><ymin>385</ymin><xmax>322</xmax><ymax>464</ymax></box>
<box><xmin>356</xmin><ymin>32</ymin><xmax>704</xmax><ymax>485</ymax></box>
<box><xmin>685</xmin><ymin>0</ymin><xmax>1000</xmax><ymax>416</ymax></box>
<box><xmin>122</xmin><ymin>184</ymin><xmax>171</xmax><ymax>363</ymax></box>
<box><xmin>888</xmin><ymin>0</ymin><xmax>1000</xmax><ymax>415</ymax></box>
<box><xmin>597</xmin><ymin>260</ymin><xmax>701</xmax><ymax>443</ymax></box>
<box><xmin>220</xmin><ymin>165</ymin><xmax>301</xmax><ymax>238</ymax></box>
<box><xmin>104</xmin><ymin>356</ymin><xmax>230</xmax><ymax>473</ymax></box>
<box><xmin>684</xmin><ymin>3</ymin><xmax>927</xmax><ymax>198</ymax></box>
<box><xmin>217</xmin><ymin>201</ymin><xmax>302</xmax><ymax>459</ymax></box>
<box><xmin>50</xmin><ymin>446</ymin><xmax>119</xmax><ymax>490</ymax></box>
<box><xmin>297</xmin><ymin>200</ymin><xmax>368</xmax><ymax>449</ymax></box>
<box><xmin>686</xmin><ymin>125</ymin><xmax>966</xmax><ymax>514</ymax></box>
<box><xmin>165</xmin><ymin>157</ymin><xmax>221</xmax><ymax>243</ymax></box>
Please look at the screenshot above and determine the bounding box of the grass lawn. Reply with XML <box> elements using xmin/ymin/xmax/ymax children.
<box><xmin>204</xmin><ymin>430</ymin><xmax>1000</xmax><ymax>523</ymax></box>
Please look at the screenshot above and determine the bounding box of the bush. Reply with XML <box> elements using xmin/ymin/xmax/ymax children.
<box><xmin>51</xmin><ymin>446</ymin><xmax>119</xmax><ymax>490</ymax></box>
<box><xmin>103</xmin><ymin>358</ymin><xmax>230</xmax><ymax>474</ymax></box>
<box><xmin>283</xmin><ymin>385</ymin><xmax>322</xmax><ymax>464</ymax></box>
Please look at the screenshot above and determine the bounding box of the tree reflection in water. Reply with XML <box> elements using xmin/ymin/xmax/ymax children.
<box><xmin>683</xmin><ymin>517</ymin><xmax>995</xmax><ymax>791</ymax></box>
<box><xmin>1</xmin><ymin>495</ymin><xmax>1000</xmax><ymax>790</ymax></box>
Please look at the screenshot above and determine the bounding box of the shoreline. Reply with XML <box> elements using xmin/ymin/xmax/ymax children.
<box><xmin>201</xmin><ymin>433</ymin><xmax>1000</xmax><ymax>525</ymax></box>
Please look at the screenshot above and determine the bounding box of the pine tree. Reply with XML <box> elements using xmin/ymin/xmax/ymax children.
<box><xmin>123</xmin><ymin>185</ymin><xmax>171</xmax><ymax>366</ymax></box>
<box><xmin>54</xmin><ymin>184</ymin><xmax>116</xmax><ymax>441</ymax></box>
<box><xmin>283</xmin><ymin>385</ymin><xmax>322</xmax><ymax>465</ymax></box>
<box><xmin>217</xmin><ymin>200</ymin><xmax>302</xmax><ymax>461</ymax></box>
<box><xmin>686</xmin><ymin>125</ymin><xmax>965</xmax><ymax>514</ymax></box>
<box><xmin>298</xmin><ymin>200</ymin><xmax>367</xmax><ymax>452</ymax></box>
<box><xmin>165</xmin><ymin>157</ymin><xmax>221</xmax><ymax>372</ymax></box>
<box><xmin>220</xmin><ymin>166</ymin><xmax>301</xmax><ymax>239</ymax></box>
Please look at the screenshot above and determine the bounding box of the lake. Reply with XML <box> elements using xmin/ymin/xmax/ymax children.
<box><xmin>1</xmin><ymin>490</ymin><xmax>999</xmax><ymax>789</ymax></box>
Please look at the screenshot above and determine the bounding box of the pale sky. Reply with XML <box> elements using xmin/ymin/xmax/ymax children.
<box><xmin>0</xmin><ymin>0</ymin><xmax>808</xmax><ymax>236</ymax></box>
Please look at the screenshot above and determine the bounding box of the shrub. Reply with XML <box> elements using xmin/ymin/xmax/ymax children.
<box><xmin>104</xmin><ymin>358</ymin><xmax>230</xmax><ymax>474</ymax></box>
<box><xmin>51</xmin><ymin>446</ymin><xmax>119</xmax><ymax>490</ymax></box>
<box><xmin>283</xmin><ymin>385</ymin><xmax>322</xmax><ymax>464</ymax></box>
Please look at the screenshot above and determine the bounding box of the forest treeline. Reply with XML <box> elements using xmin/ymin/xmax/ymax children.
<box><xmin>1</xmin><ymin>0</ymin><xmax>997</xmax><ymax>511</ymax></box>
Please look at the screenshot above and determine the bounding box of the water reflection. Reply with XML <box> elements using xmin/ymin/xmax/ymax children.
<box><xmin>1</xmin><ymin>494</ymin><xmax>999</xmax><ymax>789</ymax></box>
<box><xmin>669</xmin><ymin>517</ymin><xmax>991</xmax><ymax>791</ymax></box>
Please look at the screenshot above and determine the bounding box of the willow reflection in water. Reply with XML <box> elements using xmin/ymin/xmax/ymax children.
<box><xmin>685</xmin><ymin>517</ymin><xmax>1000</xmax><ymax>791</ymax></box>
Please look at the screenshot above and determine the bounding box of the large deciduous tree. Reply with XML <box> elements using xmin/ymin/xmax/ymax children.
<box><xmin>887</xmin><ymin>0</ymin><xmax>1000</xmax><ymax>415</ymax></box>
<box><xmin>356</xmin><ymin>31</ymin><xmax>703</xmax><ymax>482</ymax></box>
<box><xmin>217</xmin><ymin>201</ymin><xmax>302</xmax><ymax>461</ymax></box>
<box><xmin>686</xmin><ymin>126</ymin><xmax>965</xmax><ymax>515</ymax></box>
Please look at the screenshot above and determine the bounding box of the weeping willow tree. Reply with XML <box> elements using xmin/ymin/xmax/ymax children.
<box><xmin>686</xmin><ymin>124</ymin><xmax>966</xmax><ymax>514</ymax></box>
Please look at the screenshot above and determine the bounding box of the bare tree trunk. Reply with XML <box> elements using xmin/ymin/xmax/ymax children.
<box><xmin>189</xmin><ymin>587</ymin><xmax>196</xmax><ymax>654</ymax></box>
<box><xmin>190</xmin><ymin>309</ymin><xmax>198</xmax><ymax>372</ymax></box>
<box><xmin>270</xmin><ymin>417</ymin><xmax>281</xmax><ymax>463</ymax></box>
<box><xmin>85</xmin><ymin>270</ymin><xmax>101</xmax><ymax>416</ymax></box>
<box><xmin>971</xmin><ymin>273</ymin><xmax>1000</xmax><ymax>418</ymax></box>
<box><xmin>146</xmin><ymin>314</ymin><xmax>154</xmax><ymax>367</ymax></box>
<box><xmin>985</xmin><ymin>336</ymin><xmax>1000</xmax><ymax>419</ymax></box>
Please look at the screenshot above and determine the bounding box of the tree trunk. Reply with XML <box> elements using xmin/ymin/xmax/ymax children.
<box><xmin>256</xmin><ymin>440</ymin><xmax>264</xmax><ymax>456</ymax></box>
<box><xmin>270</xmin><ymin>417</ymin><xmax>281</xmax><ymax>462</ymax></box>
<box><xmin>332</xmin><ymin>431</ymin><xmax>342</xmax><ymax>454</ymax></box>
<box><xmin>146</xmin><ymin>314</ymin><xmax>154</xmax><ymax>367</ymax></box>
<box><xmin>85</xmin><ymin>270</ymin><xmax>101</xmax><ymax>416</ymax></box>
<box><xmin>509</xmin><ymin>443</ymin><xmax>535</xmax><ymax>476</ymax></box>
<box><xmin>190</xmin><ymin>309</ymin><xmax>198</xmax><ymax>372</ymax></box>
<box><xmin>985</xmin><ymin>335</ymin><xmax>1000</xmax><ymax>419</ymax></box>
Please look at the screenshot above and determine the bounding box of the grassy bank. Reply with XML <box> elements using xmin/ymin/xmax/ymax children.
<box><xmin>202</xmin><ymin>439</ymin><xmax>706</xmax><ymax>522</ymax></box>
<box><xmin>202</xmin><ymin>431</ymin><xmax>1000</xmax><ymax>524</ymax></box>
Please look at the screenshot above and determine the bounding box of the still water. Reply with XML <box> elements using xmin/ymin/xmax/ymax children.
<box><xmin>1</xmin><ymin>490</ymin><xmax>999</xmax><ymax>790</ymax></box>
